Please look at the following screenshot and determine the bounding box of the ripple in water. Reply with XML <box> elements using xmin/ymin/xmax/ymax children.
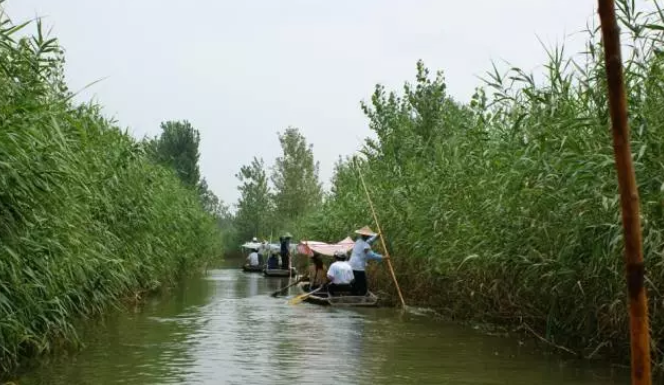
<box><xmin>17</xmin><ymin>266</ymin><xmax>630</xmax><ymax>385</ymax></box>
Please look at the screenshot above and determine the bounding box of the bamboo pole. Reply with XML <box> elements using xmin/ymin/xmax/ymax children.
<box><xmin>356</xmin><ymin>161</ymin><xmax>407</xmax><ymax>308</ymax></box>
<box><xmin>597</xmin><ymin>1</ymin><xmax>651</xmax><ymax>384</ymax></box>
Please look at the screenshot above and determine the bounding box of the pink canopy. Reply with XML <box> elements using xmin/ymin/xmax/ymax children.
<box><xmin>296</xmin><ymin>237</ymin><xmax>355</xmax><ymax>257</ymax></box>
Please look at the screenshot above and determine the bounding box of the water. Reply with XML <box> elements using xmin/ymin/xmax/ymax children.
<box><xmin>18</xmin><ymin>260</ymin><xmax>629</xmax><ymax>385</ymax></box>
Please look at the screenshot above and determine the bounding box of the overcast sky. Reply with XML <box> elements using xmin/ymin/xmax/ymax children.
<box><xmin>6</xmin><ymin>1</ymin><xmax>596</xmax><ymax>205</ymax></box>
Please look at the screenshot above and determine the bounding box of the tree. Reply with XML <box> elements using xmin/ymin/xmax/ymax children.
<box><xmin>271</xmin><ymin>127</ymin><xmax>322</xmax><ymax>226</ymax></box>
<box><xmin>144</xmin><ymin>120</ymin><xmax>224</xmax><ymax>216</ymax></box>
<box><xmin>145</xmin><ymin>120</ymin><xmax>201</xmax><ymax>188</ymax></box>
<box><xmin>234</xmin><ymin>157</ymin><xmax>274</xmax><ymax>241</ymax></box>
<box><xmin>214</xmin><ymin>198</ymin><xmax>237</xmax><ymax>252</ymax></box>
<box><xmin>198</xmin><ymin>178</ymin><xmax>223</xmax><ymax>215</ymax></box>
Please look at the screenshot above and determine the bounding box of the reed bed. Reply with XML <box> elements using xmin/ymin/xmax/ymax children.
<box><xmin>0</xmin><ymin>11</ymin><xmax>221</xmax><ymax>374</ymax></box>
<box><xmin>294</xmin><ymin>1</ymin><xmax>664</xmax><ymax>366</ymax></box>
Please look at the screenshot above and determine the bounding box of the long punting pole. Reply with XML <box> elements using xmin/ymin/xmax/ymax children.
<box><xmin>597</xmin><ymin>1</ymin><xmax>651</xmax><ymax>383</ymax></box>
<box><xmin>356</xmin><ymin>161</ymin><xmax>407</xmax><ymax>308</ymax></box>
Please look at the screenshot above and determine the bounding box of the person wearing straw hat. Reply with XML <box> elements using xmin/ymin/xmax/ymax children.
<box><xmin>326</xmin><ymin>250</ymin><xmax>354</xmax><ymax>296</ymax></box>
<box><xmin>348</xmin><ymin>226</ymin><xmax>386</xmax><ymax>296</ymax></box>
<box><xmin>279</xmin><ymin>232</ymin><xmax>292</xmax><ymax>270</ymax></box>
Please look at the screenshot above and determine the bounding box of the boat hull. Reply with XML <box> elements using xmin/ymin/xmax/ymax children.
<box><xmin>241</xmin><ymin>264</ymin><xmax>263</xmax><ymax>273</ymax></box>
<box><xmin>296</xmin><ymin>283</ymin><xmax>379</xmax><ymax>307</ymax></box>
<box><xmin>263</xmin><ymin>267</ymin><xmax>297</xmax><ymax>277</ymax></box>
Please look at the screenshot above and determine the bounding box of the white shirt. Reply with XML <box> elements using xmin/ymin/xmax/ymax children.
<box><xmin>248</xmin><ymin>252</ymin><xmax>259</xmax><ymax>266</ymax></box>
<box><xmin>348</xmin><ymin>236</ymin><xmax>382</xmax><ymax>271</ymax></box>
<box><xmin>326</xmin><ymin>261</ymin><xmax>354</xmax><ymax>284</ymax></box>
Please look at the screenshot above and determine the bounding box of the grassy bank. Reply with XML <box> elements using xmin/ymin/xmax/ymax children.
<box><xmin>294</xmin><ymin>3</ymin><xmax>664</xmax><ymax>366</ymax></box>
<box><xmin>0</xmin><ymin>13</ymin><xmax>222</xmax><ymax>374</ymax></box>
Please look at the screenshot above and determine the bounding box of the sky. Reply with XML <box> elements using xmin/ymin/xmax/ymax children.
<box><xmin>5</xmin><ymin>0</ymin><xmax>597</xmax><ymax>206</ymax></box>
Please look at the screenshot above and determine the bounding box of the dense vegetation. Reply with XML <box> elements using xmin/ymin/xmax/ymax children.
<box><xmin>283</xmin><ymin>2</ymin><xmax>664</xmax><ymax>365</ymax></box>
<box><xmin>0</xmin><ymin>11</ymin><xmax>222</xmax><ymax>375</ymax></box>
<box><xmin>143</xmin><ymin>120</ymin><xmax>235</xmax><ymax>249</ymax></box>
<box><xmin>232</xmin><ymin>127</ymin><xmax>322</xmax><ymax>243</ymax></box>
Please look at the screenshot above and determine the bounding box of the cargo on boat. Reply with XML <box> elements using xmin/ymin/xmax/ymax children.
<box><xmin>296</xmin><ymin>282</ymin><xmax>378</xmax><ymax>307</ymax></box>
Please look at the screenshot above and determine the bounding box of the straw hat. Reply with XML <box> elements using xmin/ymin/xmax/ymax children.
<box><xmin>354</xmin><ymin>226</ymin><xmax>376</xmax><ymax>236</ymax></box>
<box><xmin>282</xmin><ymin>232</ymin><xmax>293</xmax><ymax>238</ymax></box>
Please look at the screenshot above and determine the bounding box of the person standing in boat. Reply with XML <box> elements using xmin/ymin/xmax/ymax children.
<box><xmin>326</xmin><ymin>250</ymin><xmax>354</xmax><ymax>296</ymax></box>
<box><xmin>280</xmin><ymin>232</ymin><xmax>292</xmax><ymax>270</ymax></box>
<box><xmin>306</xmin><ymin>253</ymin><xmax>327</xmax><ymax>290</ymax></box>
<box><xmin>348</xmin><ymin>226</ymin><xmax>386</xmax><ymax>296</ymax></box>
<box><xmin>246</xmin><ymin>248</ymin><xmax>260</xmax><ymax>267</ymax></box>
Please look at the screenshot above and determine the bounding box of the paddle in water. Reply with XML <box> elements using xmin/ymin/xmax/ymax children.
<box><xmin>288</xmin><ymin>285</ymin><xmax>324</xmax><ymax>305</ymax></box>
<box><xmin>270</xmin><ymin>277</ymin><xmax>302</xmax><ymax>297</ymax></box>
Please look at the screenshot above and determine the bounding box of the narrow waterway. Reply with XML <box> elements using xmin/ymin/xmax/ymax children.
<box><xmin>18</xmin><ymin>259</ymin><xmax>629</xmax><ymax>385</ymax></box>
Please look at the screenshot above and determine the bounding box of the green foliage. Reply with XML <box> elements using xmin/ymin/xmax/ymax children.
<box><xmin>0</xmin><ymin>11</ymin><xmax>221</xmax><ymax>375</ymax></box>
<box><xmin>197</xmin><ymin>177</ymin><xmax>225</xmax><ymax>216</ymax></box>
<box><xmin>271</xmin><ymin>127</ymin><xmax>322</xmax><ymax>230</ymax></box>
<box><xmin>234</xmin><ymin>157</ymin><xmax>273</xmax><ymax>241</ymax></box>
<box><xmin>294</xmin><ymin>1</ymin><xmax>664</xmax><ymax>365</ymax></box>
<box><xmin>144</xmin><ymin>120</ymin><xmax>202</xmax><ymax>188</ymax></box>
<box><xmin>231</xmin><ymin>127</ymin><xmax>322</xmax><ymax>243</ymax></box>
<box><xmin>143</xmin><ymin>119</ymin><xmax>229</xmax><ymax>222</ymax></box>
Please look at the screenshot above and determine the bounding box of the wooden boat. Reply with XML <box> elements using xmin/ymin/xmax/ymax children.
<box><xmin>241</xmin><ymin>264</ymin><xmax>263</xmax><ymax>273</ymax></box>
<box><xmin>296</xmin><ymin>283</ymin><xmax>379</xmax><ymax>307</ymax></box>
<box><xmin>263</xmin><ymin>267</ymin><xmax>298</xmax><ymax>277</ymax></box>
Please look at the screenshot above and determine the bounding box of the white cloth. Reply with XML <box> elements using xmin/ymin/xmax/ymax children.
<box><xmin>247</xmin><ymin>252</ymin><xmax>259</xmax><ymax>266</ymax></box>
<box><xmin>326</xmin><ymin>261</ymin><xmax>354</xmax><ymax>284</ymax></box>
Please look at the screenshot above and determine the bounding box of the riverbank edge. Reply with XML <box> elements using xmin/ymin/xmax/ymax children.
<box><xmin>0</xmin><ymin>265</ymin><xmax>218</xmax><ymax>383</ymax></box>
<box><xmin>291</xmin><ymin>252</ymin><xmax>631</xmax><ymax>365</ymax></box>
<box><xmin>362</xmin><ymin>260</ymin><xmax>654</xmax><ymax>371</ymax></box>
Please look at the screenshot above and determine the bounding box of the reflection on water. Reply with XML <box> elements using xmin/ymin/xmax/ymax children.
<box><xmin>18</xmin><ymin>260</ymin><xmax>629</xmax><ymax>385</ymax></box>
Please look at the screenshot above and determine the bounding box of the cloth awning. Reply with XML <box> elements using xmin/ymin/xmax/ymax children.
<box><xmin>240</xmin><ymin>242</ymin><xmax>263</xmax><ymax>249</ymax></box>
<box><xmin>241</xmin><ymin>242</ymin><xmax>296</xmax><ymax>254</ymax></box>
<box><xmin>296</xmin><ymin>237</ymin><xmax>355</xmax><ymax>257</ymax></box>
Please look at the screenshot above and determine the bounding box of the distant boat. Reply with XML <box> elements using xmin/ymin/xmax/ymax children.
<box><xmin>263</xmin><ymin>267</ymin><xmax>298</xmax><ymax>278</ymax></box>
<box><xmin>241</xmin><ymin>264</ymin><xmax>263</xmax><ymax>273</ymax></box>
<box><xmin>239</xmin><ymin>239</ymin><xmax>267</xmax><ymax>271</ymax></box>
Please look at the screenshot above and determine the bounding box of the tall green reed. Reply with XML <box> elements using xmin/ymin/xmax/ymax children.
<box><xmin>295</xmin><ymin>0</ymin><xmax>664</xmax><ymax>366</ymax></box>
<box><xmin>0</xmin><ymin>9</ymin><xmax>222</xmax><ymax>375</ymax></box>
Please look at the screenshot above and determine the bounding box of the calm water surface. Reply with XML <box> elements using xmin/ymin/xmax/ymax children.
<box><xmin>19</xmin><ymin>260</ymin><xmax>629</xmax><ymax>385</ymax></box>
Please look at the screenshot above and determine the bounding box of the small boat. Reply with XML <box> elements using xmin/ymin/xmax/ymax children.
<box><xmin>263</xmin><ymin>267</ymin><xmax>298</xmax><ymax>278</ymax></box>
<box><xmin>241</xmin><ymin>264</ymin><xmax>263</xmax><ymax>273</ymax></box>
<box><xmin>296</xmin><ymin>283</ymin><xmax>379</xmax><ymax>307</ymax></box>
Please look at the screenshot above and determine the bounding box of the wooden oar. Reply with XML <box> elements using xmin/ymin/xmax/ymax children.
<box><xmin>597</xmin><ymin>1</ymin><xmax>651</xmax><ymax>384</ymax></box>
<box><xmin>355</xmin><ymin>160</ymin><xmax>406</xmax><ymax>308</ymax></box>
<box><xmin>270</xmin><ymin>277</ymin><xmax>302</xmax><ymax>297</ymax></box>
<box><xmin>288</xmin><ymin>285</ymin><xmax>324</xmax><ymax>305</ymax></box>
